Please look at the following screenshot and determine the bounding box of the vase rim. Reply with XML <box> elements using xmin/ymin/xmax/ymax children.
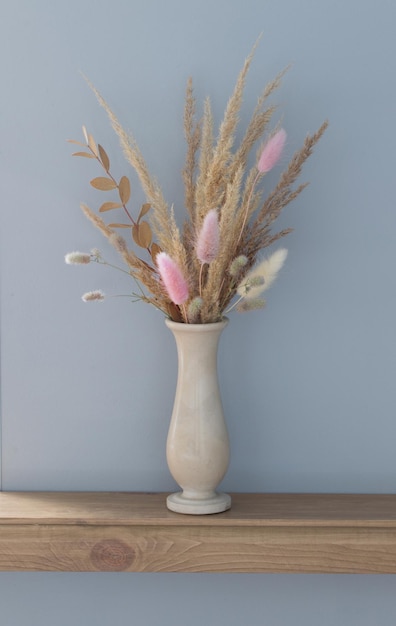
<box><xmin>165</xmin><ymin>317</ymin><xmax>229</xmax><ymax>332</ymax></box>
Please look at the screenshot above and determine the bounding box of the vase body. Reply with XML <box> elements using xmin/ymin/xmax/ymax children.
<box><xmin>165</xmin><ymin>318</ymin><xmax>231</xmax><ymax>514</ymax></box>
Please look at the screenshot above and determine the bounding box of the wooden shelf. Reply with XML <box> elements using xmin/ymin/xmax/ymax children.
<box><xmin>1</xmin><ymin>492</ymin><xmax>396</xmax><ymax>573</ymax></box>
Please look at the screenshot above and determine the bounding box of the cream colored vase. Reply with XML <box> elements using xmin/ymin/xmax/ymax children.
<box><xmin>165</xmin><ymin>318</ymin><xmax>231</xmax><ymax>514</ymax></box>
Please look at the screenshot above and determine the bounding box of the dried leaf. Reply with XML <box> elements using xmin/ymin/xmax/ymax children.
<box><xmin>108</xmin><ymin>223</ymin><xmax>131</xmax><ymax>228</ymax></box>
<box><xmin>72</xmin><ymin>151</ymin><xmax>96</xmax><ymax>158</ymax></box>
<box><xmin>68</xmin><ymin>139</ymin><xmax>85</xmax><ymax>146</ymax></box>
<box><xmin>82</xmin><ymin>126</ymin><xmax>89</xmax><ymax>143</ymax></box>
<box><xmin>88</xmin><ymin>133</ymin><xmax>98</xmax><ymax>157</ymax></box>
<box><xmin>118</xmin><ymin>176</ymin><xmax>131</xmax><ymax>204</ymax></box>
<box><xmin>141</xmin><ymin>259</ymin><xmax>156</xmax><ymax>273</ymax></box>
<box><xmin>138</xmin><ymin>221</ymin><xmax>152</xmax><ymax>248</ymax></box>
<box><xmin>90</xmin><ymin>177</ymin><xmax>117</xmax><ymax>191</ymax></box>
<box><xmin>132</xmin><ymin>223</ymin><xmax>151</xmax><ymax>247</ymax></box>
<box><xmin>132</xmin><ymin>224</ymin><xmax>141</xmax><ymax>246</ymax></box>
<box><xmin>99</xmin><ymin>201</ymin><xmax>122</xmax><ymax>212</ymax></box>
<box><xmin>150</xmin><ymin>242</ymin><xmax>162</xmax><ymax>261</ymax></box>
<box><xmin>165</xmin><ymin>302</ymin><xmax>183</xmax><ymax>322</ymax></box>
<box><xmin>138</xmin><ymin>203</ymin><xmax>151</xmax><ymax>222</ymax></box>
<box><xmin>98</xmin><ymin>144</ymin><xmax>110</xmax><ymax>171</ymax></box>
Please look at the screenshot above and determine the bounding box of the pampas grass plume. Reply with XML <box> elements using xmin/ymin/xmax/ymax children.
<box><xmin>196</xmin><ymin>209</ymin><xmax>219</xmax><ymax>264</ymax></box>
<box><xmin>257</xmin><ymin>128</ymin><xmax>287</xmax><ymax>173</ymax></box>
<box><xmin>156</xmin><ymin>252</ymin><xmax>189</xmax><ymax>305</ymax></box>
<box><xmin>109</xmin><ymin>233</ymin><xmax>128</xmax><ymax>254</ymax></box>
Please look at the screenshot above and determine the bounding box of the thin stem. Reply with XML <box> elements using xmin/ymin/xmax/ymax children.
<box><xmin>93</xmin><ymin>257</ymin><xmax>146</xmax><ymax>298</ymax></box>
<box><xmin>224</xmin><ymin>294</ymin><xmax>244</xmax><ymax>314</ymax></box>
<box><xmin>235</xmin><ymin>171</ymin><xmax>260</xmax><ymax>249</ymax></box>
<box><xmin>94</xmin><ymin>258</ymin><xmax>133</xmax><ymax>277</ymax></box>
<box><xmin>111</xmin><ymin>293</ymin><xmax>168</xmax><ymax>317</ymax></box>
<box><xmin>199</xmin><ymin>262</ymin><xmax>206</xmax><ymax>297</ymax></box>
<box><xmin>87</xmin><ymin>144</ymin><xmax>137</xmax><ymax>226</ymax></box>
<box><xmin>182</xmin><ymin>303</ymin><xmax>189</xmax><ymax>324</ymax></box>
<box><xmin>89</xmin><ymin>143</ymin><xmax>155</xmax><ymax>261</ymax></box>
<box><xmin>216</xmin><ymin>275</ymin><xmax>226</xmax><ymax>304</ymax></box>
<box><xmin>111</xmin><ymin>294</ymin><xmax>143</xmax><ymax>301</ymax></box>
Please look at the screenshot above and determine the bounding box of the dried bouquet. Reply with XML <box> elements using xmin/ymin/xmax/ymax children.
<box><xmin>66</xmin><ymin>46</ymin><xmax>327</xmax><ymax>323</ymax></box>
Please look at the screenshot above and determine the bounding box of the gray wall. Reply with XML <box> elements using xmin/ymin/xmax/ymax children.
<box><xmin>1</xmin><ymin>0</ymin><xmax>395</xmax><ymax>624</ymax></box>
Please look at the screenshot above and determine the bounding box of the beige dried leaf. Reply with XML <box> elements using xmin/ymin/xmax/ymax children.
<box><xmin>150</xmin><ymin>242</ymin><xmax>162</xmax><ymax>261</ymax></box>
<box><xmin>165</xmin><ymin>302</ymin><xmax>183</xmax><ymax>322</ymax></box>
<box><xmin>108</xmin><ymin>223</ymin><xmax>131</xmax><ymax>228</ymax></box>
<box><xmin>132</xmin><ymin>224</ymin><xmax>140</xmax><ymax>246</ymax></box>
<box><xmin>138</xmin><ymin>203</ymin><xmax>151</xmax><ymax>222</ymax></box>
<box><xmin>132</xmin><ymin>223</ymin><xmax>152</xmax><ymax>247</ymax></box>
<box><xmin>68</xmin><ymin>139</ymin><xmax>85</xmax><ymax>146</ymax></box>
<box><xmin>88</xmin><ymin>133</ymin><xmax>98</xmax><ymax>157</ymax></box>
<box><xmin>72</xmin><ymin>151</ymin><xmax>96</xmax><ymax>159</ymax></box>
<box><xmin>90</xmin><ymin>177</ymin><xmax>117</xmax><ymax>191</ymax></box>
<box><xmin>138</xmin><ymin>221</ymin><xmax>152</xmax><ymax>247</ymax></box>
<box><xmin>82</xmin><ymin>126</ymin><xmax>89</xmax><ymax>143</ymax></box>
<box><xmin>99</xmin><ymin>201</ymin><xmax>122</xmax><ymax>212</ymax></box>
<box><xmin>98</xmin><ymin>144</ymin><xmax>110</xmax><ymax>171</ymax></box>
<box><xmin>118</xmin><ymin>175</ymin><xmax>131</xmax><ymax>204</ymax></box>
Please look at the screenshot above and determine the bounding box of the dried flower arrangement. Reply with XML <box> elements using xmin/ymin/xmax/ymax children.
<box><xmin>66</xmin><ymin>45</ymin><xmax>327</xmax><ymax>324</ymax></box>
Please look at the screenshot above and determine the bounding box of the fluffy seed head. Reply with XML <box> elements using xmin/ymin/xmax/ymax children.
<box><xmin>229</xmin><ymin>255</ymin><xmax>248</xmax><ymax>277</ymax></box>
<box><xmin>257</xmin><ymin>128</ymin><xmax>287</xmax><ymax>174</ymax></box>
<box><xmin>156</xmin><ymin>252</ymin><xmax>189</xmax><ymax>305</ymax></box>
<box><xmin>90</xmin><ymin>248</ymin><xmax>101</xmax><ymax>260</ymax></box>
<box><xmin>65</xmin><ymin>251</ymin><xmax>91</xmax><ymax>265</ymax></box>
<box><xmin>237</xmin><ymin>248</ymin><xmax>288</xmax><ymax>298</ymax></box>
<box><xmin>188</xmin><ymin>296</ymin><xmax>203</xmax><ymax>323</ymax></box>
<box><xmin>109</xmin><ymin>233</ymin><xmax>128</xmax><ymax>254</ymax></box>
<box><xmin>81</xmin><ymin>290</ymin><xmax>105</xmax><ymax>302</ymax></box>
<box><xmin>196</xmin><ymin>209</ymin><xmax>220</xmax><ymax>264</ymax></box>
<box><xmin>236</xmin><ymin>298</ymin><xmax>266</xmax><ymax>313</ymax></box>
<box><xmin>245</xmin><ymin>276</ymin><xmax>265</xmax><ymax>294</ymax></box>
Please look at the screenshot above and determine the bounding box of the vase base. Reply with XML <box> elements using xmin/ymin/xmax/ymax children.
<box><xmin>166</xmin><ymin>491</ymin><xmax>231</xmax><ymax>515</ymax></box>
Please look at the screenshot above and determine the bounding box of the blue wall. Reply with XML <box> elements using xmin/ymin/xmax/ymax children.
<box><xmin>1</xmin><ymin>1</ymin><xmax>395</xmax><ymax>624</ymax></box>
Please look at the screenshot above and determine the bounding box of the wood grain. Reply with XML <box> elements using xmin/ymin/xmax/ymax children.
<box><xmin>1</xmin><ymin>493</ymin><xmax>396</xmax><ymax>572</ymax></box>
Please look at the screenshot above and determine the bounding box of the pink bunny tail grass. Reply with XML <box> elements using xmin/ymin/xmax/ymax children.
<box><xmin>257</xmin><ymin>128</ymin><xmax>287</xmax><ymax>174</ymax></box>
<box><xmin>156</xmin><ymin>252</ymin><xmax>189</xmax><ymax>305</ymax></box>
<box><xmin>196</xmin><ymin>209</ymin><xmax>220</xmax><ymax>264</ymax></box>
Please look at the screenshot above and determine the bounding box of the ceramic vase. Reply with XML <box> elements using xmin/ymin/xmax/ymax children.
<box><xmin>165</xmin><ymin>318</ymin><xmax>231</xmax><ymax>514</ymax></box>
